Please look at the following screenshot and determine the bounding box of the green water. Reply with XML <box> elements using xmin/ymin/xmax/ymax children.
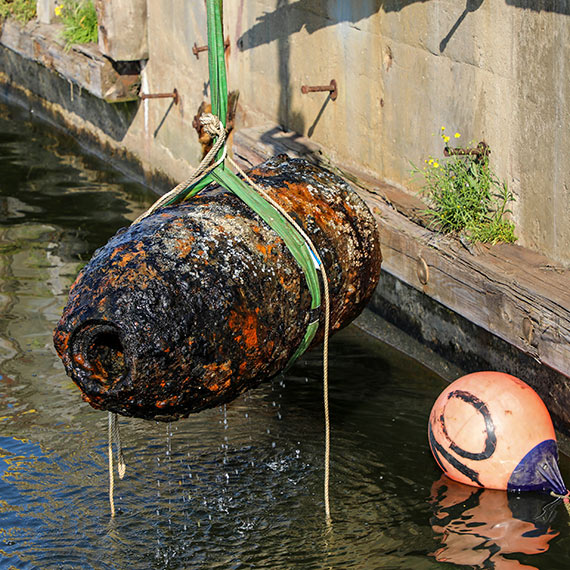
<box><xmin>1</xmin><ymin>100</ymin><xmax>570</xmax><ymax>569</ymax></box>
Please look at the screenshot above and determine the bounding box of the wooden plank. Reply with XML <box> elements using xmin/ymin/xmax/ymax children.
<box><xmin>94</xmin><ymin>0</ymin><xmax>149</xmax><ymax>61</ymax></box>
<box><xmin>364</xmin><ymin>193</ymin><xmax>570</xmax><ymax>379</ymax></box>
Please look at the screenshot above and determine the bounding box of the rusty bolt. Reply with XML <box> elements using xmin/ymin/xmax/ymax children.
<box><xmin>193</xmin><ymin>37</ymin><xmax>230</xmax><ymax>59</ymax></box>
<box><xmin>444</xmin><ymin>141</ymin><xmax>490</xmax><ymax>163</ymax></box>
<box><xmin>301</xmin><ymin>79</ymin><xmax>338</xmax><ymax>101</ymax></box>
<box><xmin>140</xmin><ymin>88</ymin><xmax>179</xmax><ymax>105</ymax></box>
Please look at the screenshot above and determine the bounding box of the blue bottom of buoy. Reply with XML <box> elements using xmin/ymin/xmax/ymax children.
<box><xmin>507</xmin><ymin>440</ymin><xmax>567</xmax><ymax>495</ymax></box>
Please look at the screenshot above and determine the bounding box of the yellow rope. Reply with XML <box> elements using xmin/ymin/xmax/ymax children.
<box><xmin>227</xmin><ymin>154</ymin><xmax>332</xmax><ymax>523</ymax></box>
<box><xmin>550</xmin><ymin>491</ymin><xmax>570</xmax><ymax>518</ymax></box>
<box><xmin>108</xmin><ymin>411</ymin><xmax>115</xmax><ymax>517</ymax></box>
<box><xmin>108</xmin><ymin>411</ymin><xmax>126</xmax><ymax>517</ymax></box>
<box><xmin>321</xmin><ymin>266</ymin><xmax>331</xmax><ymax>524</ymax></box>
<box><xmin>113</xmin><ymin>412</ymin><xmax>126</xmax><ymax>479</ymax></box>
<box><xmin>132</xmin><ymin>115</ymin><xmax>228</xmax><ymax>225</ymax></box>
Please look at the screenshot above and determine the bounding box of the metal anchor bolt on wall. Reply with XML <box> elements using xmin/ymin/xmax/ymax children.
<box><xmin>301</xmin><ymin>80</ymin><xmax>338</xmax><ymax>101</ymax></box>
<box><xmin>139</xmin><ymin>89</ymin><xmax>180</xmax><ymax>105</ymax></box>
<box><xmin>444</xmin><ymin>141</ymin><xmax>490</xmax><ymax>163</ymax></box>
<box><xmin>193</xmin><ymin>37</ymin><xmax>230</xmax><ymax>59</ymax></box>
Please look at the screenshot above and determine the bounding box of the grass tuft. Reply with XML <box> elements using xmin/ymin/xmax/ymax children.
<box><xmin>0</xmin><ymin>0</ymin><xmax>37</xmax><ymax>23</ymax></box>
<box><xmin>57</xmin><ymin>0</ymin><xmax>98</xmax><ymax>50</ymax></box>
<box><xmin>414</xmin><ymin>129</ymin><xmax>517</xmax><ymax>245</ymax></box>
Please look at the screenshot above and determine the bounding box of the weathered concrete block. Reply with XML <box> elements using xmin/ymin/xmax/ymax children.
<box><xmin>95</xmin><ymin>0</ymin><xmax>148</xmax><ymax>61</ymax></box>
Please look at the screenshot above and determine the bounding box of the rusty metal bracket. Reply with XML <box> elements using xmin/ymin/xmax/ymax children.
<box><xmin>301</xmin><ymin>79</ymin><xmax>338</xmax><ymax>101</ymax></box>
<box><xmin>140</xmin><ymin>89</ymin><xmax>180</xmax><ymax>105</ymax></box>
<box><xmin>444</xmin><ymin>141</ymin><xmax>490</xmax><ymax>162</ymax></box>
<box><xmin>192</xmin><ymin>37</ymin><xmax>230</xmax><ymax>59</ymax></box>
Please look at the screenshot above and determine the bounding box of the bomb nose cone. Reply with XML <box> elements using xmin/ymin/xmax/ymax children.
<box><xmin>70</xmin><ymin>321</ymin><xmax>129</xmax><ymax>392</ymax></box>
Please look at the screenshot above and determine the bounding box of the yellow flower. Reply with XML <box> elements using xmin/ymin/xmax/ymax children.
<box><xmin>428</xmin><ymin>158</ymin><xmax>434</xmax><ymax>165</ymax></box>
<box><xmin>454</xmin><ymin>132</ymin><xmax>461</xmax><ymax>138</ymax></box>
<box><xmin>443</xmin><ymin>135</ymin><xmax>450</xmax><ymax>143</ymax></box>
<box><xmin>441</xmin><ymin>126</ymin><xmax>445</xmax><ymax>131</ymax></box>
<box><xmin>433</xmin><ymin>162</ymin><xmax>439</xmax><ymax>168</ymax></box>
<box><xmin>55</xmin><ymin>4</ymin><xmax>63</xmax><ymax>16</ymax></box>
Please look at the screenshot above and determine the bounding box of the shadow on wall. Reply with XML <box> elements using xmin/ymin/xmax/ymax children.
<box><xmin>238</xmin><ymin>0</ymin><xmax>570</xmax><ymax>54</ymax></box>
<box><xmin>236</xmin><ymin>0</ymin><xmax>428</xmax><ymax>154</ymax></box>
<box><xmin>237</xmin><ymin>0</ymin><xmax>433</xmax><ymax>51</ymax></box>
<box><xmin>505</xmin><ymin>0</ymin><xmax>570</xmax><ymax>14</ymax></box>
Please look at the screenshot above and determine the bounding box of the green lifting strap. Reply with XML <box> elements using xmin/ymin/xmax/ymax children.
<box><xmin>207</xmin><ymin>0</ymin><xmax>227</xmax><ymax>133</ymax></box>
<box><xmin>177</xmin><ymin>0</ymin><xmax>323</xmax><ymax>362</ymax></box>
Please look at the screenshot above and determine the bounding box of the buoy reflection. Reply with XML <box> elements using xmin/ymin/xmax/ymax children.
<box><xmin>430</xmin><ymin>475</ymin><xmax>560</xmax><ymax>569</ymax></box>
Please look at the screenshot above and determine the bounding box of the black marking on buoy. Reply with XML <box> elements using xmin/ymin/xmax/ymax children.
<box><xmin>429</xmin><ymin>423</ymin><xmax>482</xmax><ymax>486</ymax></box>
<box><xmin>441</xmin><ymin>390</ymin><xmax>497</xmax><ymax>461</ymax></box>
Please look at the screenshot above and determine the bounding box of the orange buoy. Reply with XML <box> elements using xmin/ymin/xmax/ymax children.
<box><xmin>428</xmin><ymin>371</ymin><xmax>567</xmax><ymax>494</ymax></box>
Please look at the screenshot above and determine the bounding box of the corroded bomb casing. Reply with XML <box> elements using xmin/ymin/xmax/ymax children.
<box><xmin>54</xmin><ymin>156</ymin><xmax>381</xmax><ymax>421</ymax></box>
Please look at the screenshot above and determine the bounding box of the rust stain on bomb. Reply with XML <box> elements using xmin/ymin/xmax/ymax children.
<box><xmin>54</xmin><ymin>156</ymin><xmax>382</xmax><ymax>421</ymax></box>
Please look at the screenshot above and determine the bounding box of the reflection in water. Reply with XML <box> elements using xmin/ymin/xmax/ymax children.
<box><xmin>430</xmin><ymin>475</ymin><xmax>559</xmax><ymax>569</ymax></box>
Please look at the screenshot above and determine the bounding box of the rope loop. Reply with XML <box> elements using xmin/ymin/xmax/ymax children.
<box><xmin>112</xmin><ymin>0</ymin><xmax>332</xmax><ymax>523</ymax></box>
<box><xmin>200</xmin><ymin>113</ymin><xmax>225</xmax><ymax>139</ymax></box>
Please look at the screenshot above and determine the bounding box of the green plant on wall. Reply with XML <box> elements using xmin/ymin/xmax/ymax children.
<box><xmin>414</xmin><ymin>128</ymin><xmax>517</xmax><ymax>245</ymax></box>
<box><xmin>55</xmin><ymin>0</ymin><xmax>98</xmax><ymax>49</ymax></box>
<box><xmin>0</xmin><ymin>0</ymin><xmax>36</xmax><ymax>23</ymax></box>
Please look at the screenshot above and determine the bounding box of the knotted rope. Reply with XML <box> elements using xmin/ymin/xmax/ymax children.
<box><xmin>550</xmin><ymin>490</ymin><xmax>570</xmax><ymax>518</ymax></box>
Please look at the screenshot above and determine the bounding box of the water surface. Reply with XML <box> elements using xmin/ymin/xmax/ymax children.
<box><xmin>1</xmin><ymin>101</ymin><xmax>570</xmax><ymax>569</ymax></box>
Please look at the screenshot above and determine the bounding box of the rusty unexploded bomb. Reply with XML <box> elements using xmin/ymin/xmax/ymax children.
<box><xmin>54</xmin><ymin>156</ymin><xmax>382</xmax><ymax>421</ymax></box>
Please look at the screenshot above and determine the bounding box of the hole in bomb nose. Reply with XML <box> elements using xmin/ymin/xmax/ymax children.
<box><xmin>90</xmin><ymin>331</ymin><xmax>126</xmax><ymax>381</ymax></box>
<box><xmin>71</xmin><ymin>322</ymin><xmax>128</xmax><ymax>387</ymax></box>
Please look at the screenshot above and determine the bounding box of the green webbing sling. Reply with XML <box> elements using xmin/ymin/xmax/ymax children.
<box><xmin>174</xmin><ymin>0</ymin><xmax>322</xmax><ymax>363</ymax></box>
